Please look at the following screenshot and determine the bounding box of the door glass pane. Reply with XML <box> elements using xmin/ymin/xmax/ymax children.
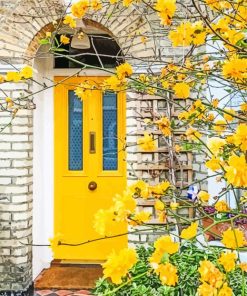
<box><xmin>68</xmin><ymin>90</ymin><xmax>83</xmax><ymax>170</ymax></box>
<box><xmin>103</xmin><ymin>92</ymin><xmax>118</xmax><ymax>170</ymax></box>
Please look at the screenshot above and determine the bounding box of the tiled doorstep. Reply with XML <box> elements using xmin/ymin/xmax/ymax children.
<box><xmin>35</xmin><ymin>290</ymin><xmax>92</xmax><ymax>296</ymax></box>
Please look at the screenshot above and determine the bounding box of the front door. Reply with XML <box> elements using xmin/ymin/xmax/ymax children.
<box><xmin>54</xmin><ymin>77</ymin><xmax>127</xmax><ymax>260</ymax></box>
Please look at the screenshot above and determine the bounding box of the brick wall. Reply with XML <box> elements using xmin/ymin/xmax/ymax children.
<box><xmin>0</xmin><ymin>74</ymin><xmax>33</xmax><ymax>291</ymax></box>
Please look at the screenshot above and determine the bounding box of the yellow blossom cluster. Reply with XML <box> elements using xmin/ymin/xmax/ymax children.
<box><xmin>94</xmin><ymin>190</ymin><xmax>136</xmax><ymax>236</ymax></box>
<box><xmin>169</xmin><ymin>21</ymin><xmax>206</xmax><ymax>47</ymax></box>
<box><xmin>71</xmin><ymin>0</ymin><xmax>102</xmax><ymax>19</ymax></box>
<box><xmin>137</xmin><ymin>132</ymin><xmax>157</xmax><ymax>151</ymax></box>
<box><xmin>5</xmin><ymin>66</ymin><xmax>33</xmax><ymax>82</ymax></box>
<box><xmin>102</xmin><ymin>248</ymin><xmax>137</xmax><ymax>284</ymax></box>
<box><xmin>222</xmin><ymin>57</ymin><xmax>247</xmax><ymax>83</ymax></box>
<box><xmin>102</xmin><ymin>63</ymin><xmax>133</xmax><ymax>92</ymax></box>
<box><xmin>180</xmin><ymin>222</ymin><xmax>198</xmax><ymax>240</ymax></box>
<box><xmin>198</xmin><ymin>191</ymin><xmax>210</xmax><ymax>203</ymax></box>
<box><xmin>149</xmin><ymin>235</ymin><xmax>179</xmax><ymax>267</ymax></box>
<box><xmin>155</xmin><ymin>262</ymin><xmax>178</xmax><ymax>286</ymax></box>
<box><xmin>155</xmin><ymin>117</ymin><xmax>171</xmax><ymax>136</ymax></box>
<box><xmin>218</xmin><ymin>252</ymin><xmax>236</xmax><ymax>272</ymax></box>
<box><xmin>129</xmin><ymin>179</ymin><xmax>170</xmax><ymax>199</ymax></box>
<box><xmin>222</xmin><ymin>228</ymin><xmax>246</xmax><ymax>249</ymax></box>
<box><xmin>154</xmin><ymin>0</ymin><xmax>176</xmax><ymax>26</ymax></box>
<box><xmin>215</xmin><ymin>200</ymin><xmax>229</xmax><ymax>212</ymax></box>
<box><xmin>197</xmin><ymin>260</ymin><xmax>230</xmax><ymax>295</ymax></box>
<box><xmin>225</xmin><ymin>154</ymin><xmax>247</xmax><ymax>187</ymax></box>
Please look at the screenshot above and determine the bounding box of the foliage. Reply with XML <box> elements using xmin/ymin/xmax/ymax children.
<box><xmin>93</xmin><ymin>243</ymin><xmax>247</xmax><ymax>295</ymax></box>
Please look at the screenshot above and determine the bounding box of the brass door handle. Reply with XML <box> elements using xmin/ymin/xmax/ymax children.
<box><xmin>89</xmin><ymin>132</ymin><xmax>96</xmax><ymax>153</ymax></box>
<box><xmin>88</xmin><ymin>181</ymin><xmax>97</xmax><ymax>191</ymax></box>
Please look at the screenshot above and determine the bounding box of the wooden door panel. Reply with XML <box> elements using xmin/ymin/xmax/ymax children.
<box><xmin>54</xmin><ymin>77</ymin><xmax>127</xmax><ymax>261</ymax></box>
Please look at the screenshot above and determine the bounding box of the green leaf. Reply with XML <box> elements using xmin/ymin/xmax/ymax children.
<box><xmin>39</xmin><ymin>39</ymin><xmax>49</xmax><ymax>45</ymax></box>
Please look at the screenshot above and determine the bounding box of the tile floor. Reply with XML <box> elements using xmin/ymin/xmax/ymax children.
<box><xmin>34</xmin><ymin>290</ymin><xmax>91</xmax><ymax>296</ymax></box>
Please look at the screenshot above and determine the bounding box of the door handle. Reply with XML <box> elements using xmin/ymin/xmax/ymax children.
<box><xmin>89</xmin><ymin>132</ymin><xmax>96</xmax><ymax>153</ymax></box>
<box><xmin>88</xmin><ymin>181</ymin><xmax>97</xmax><ymax>191</ymax></box>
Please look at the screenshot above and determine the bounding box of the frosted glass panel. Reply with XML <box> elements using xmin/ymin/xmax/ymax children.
<box><xmin>103</xmin><ymin>93</ymin><xmax>118</xmax><ymax>170</ymax></box>
<box><xmin>68</xmin><ymin>91</ymin><xmax>83</xmax><ymax>170</ymax></box>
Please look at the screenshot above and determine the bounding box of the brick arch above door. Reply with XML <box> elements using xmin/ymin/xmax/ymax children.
<box><xmin>0</xmin><ymin>0</ymin><xmax>157</xmax><ymax>64</ymax></box>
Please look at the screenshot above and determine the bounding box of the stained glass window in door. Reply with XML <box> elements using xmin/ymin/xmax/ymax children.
<box><xmin>103</xmin><ymin>93</ymin><xmax>118</xmax><ymax>170</ymax></box>
<box><xmin>68</xmin><ymin>90</ymin><xmax>83</xmax><ymax>170</ymax></box>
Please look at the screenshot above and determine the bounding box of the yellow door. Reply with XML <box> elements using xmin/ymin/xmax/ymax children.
<box><xmin>54</xmin><ymin>76</ymin><xmax>127</xmax><ymax>260</ymax></box>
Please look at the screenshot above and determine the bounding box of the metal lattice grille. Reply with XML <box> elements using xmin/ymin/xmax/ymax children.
<box><xmin>68</xmin><ymin>91</ymin><xmax>83</xmax><ymax>171</ymax></box>
<box><xmin>103</xmin><ymin>92</ymin><xmax>118</xmax><ymax>170</ymax></box>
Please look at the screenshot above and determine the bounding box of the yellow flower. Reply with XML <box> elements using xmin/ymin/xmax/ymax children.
<box><xmin>207</xmin><ymin>137</ymin><xmax>226</xmax><ymax>155</ymax></box>
<box><xmin>131</xmin><ymin>211</ymin><xmax>151</xmax><ymax>225</ymax></box>
<box><xmin>173</xmin><ymin>82</ymin><xmax>190</xmax><ymax>98</ymax></box>
<box><xmin>154</xmin><ymin>0</ymin><xmax>176</xmax><ymax>26</ymax></box>
<box><xmin>155</xmin><ymin>200</ymin><xmax>165</xmax><ymax>211</ymax></box>
<box><xmin>123</xmin><ymin>0</ymin><xmax>133</xmax><ymax>7</ymax></box>
<box><xmin>155</xmin><ymin>117</ymin><xmax>171</xmax><ymax>136</ymax></box>
<box><xmin>150</xmin><ymin>236</ymin><xmax>179</xmax><ymax>266</ymax></box>
<box><xmin>222</xmin><ymin>228</ymin><xmax>246</xmax><ymax>249</ymax></box>
<box><xmin>205</xmin><ymin>0</ymin><xmax>231</xmax><ymax>10</ymax></box>
<box><xmin>222</xmin><ymin>57</ymin><xmax>247</xmax><ymax>82</ymax></box>
<box><xmin>137</xmin><ymin>132</ymin><xmax>157</xmax><ymax>151</ymax></box>
<box><xmin>102</xmin><ymin>75</ymin><xmax>126</xmax><ymax>91</ymax></box>
<box><xmin>63</xmin><ymin>15</ymin><xmax>76</xmax><ymax>28</ymax></box>
<box><xmin>215</xmin><ymin>200</ymin><xmax>229</xmax><ymax>212</ymax></box>
<box><xmin>186</xmin><ymin>127</ymin><xmax>202</xmax><ymax>141</ymax></box>
<box><xmin>170</xmin><ymin>202</ymin><xmax>179</xmax><ymax>210</ymax></box>
<box><xmin>174</xmin><ymin>144</ymin><xmax>181</xmax><ymax>152</ymax></box>
<box><xmin>0</xmin><ymin>74</ymin><xmax>4</xmax><ymax>83</ymax></box>
<box><xmin>198</xmin><ymin>260</ymin><xmax>224</xmax><ymax>288</ymax></box>
<box><xmin>218</xmin><ymin>283</ymin><xmax>233</xmax><ymax>296</ymax></box>
<box><xmin>213</xmin><ymin>119</ymin><xmax>227</xmax><ymax>134</ymax></box>
<box><xmin>205</xmin><ymin>157</ymin><xmax>221</xmax><ymax>171</ymax></box>
<box><xmin>212</xmin><ymin>98</ymin><xmax>219</xmax><ymax>108</ymax></box>
<box><xmin>158</xmin><ymin>211</ymin><xmax>167</xmax><ymax>223</ymax></box>
<box><xmin>233</xmin><ymin>124</ymin><xmax>247</xmax><ymax>152</ymax></box>
<box><xmin>93</xmin><ymin>208</ymin><xmax>116</xmax><ymax>236</ymax></box>
<box><xmin>223</xmin><ymin>108</ymin><xmax>235</xmax><ymax>122</ymax></box>
<box><xmin>225</xmin><ymin>154</ymin><xmax>247</xmax><ymax>187</ymax></box>
<box><xmin>239</xmin><ymin>262</ymin><xmax>247</xmax><ymax>272</ymax></box>
<box><xmin>198</xmin><ymin>191</ymin><xmax>210</xmax><ymax>202</ymax></box>
<box><xmin>169</xmin><ymin>21</ymin><xmax>206</xmax><ymax>47</ymax></box>
<box><xmin>155</xmin><ymin>263</ymin><xmax>178</xmax><ymax>286</ymax></box>
<box><xmin>71</xmin><ymin>0</ymin><xmax>89</xmax><ymax>18</ymax></box>
<box><xmin>181</xmin><ymin>222</ymin><xmax>198</xmax><ymax>240</ymax></box>
<box><xmin>129</xmin><ymin>180</ymin><xmax>149</xmax><ymax>199</ymax></box>
<box><xmin>116</xmin><ymin>63</ymin><xmax>133</xmax><ymax>80</ymax></box>
<box><xmin>113</xmin><ymin>190</ymin><xmax>137</xmax><ymax>220</ymax></box>
<box><xmin>60</xmin><ymin>35</ymin><xmax>70</xmax><ymax>45</ymax></box>
<box><xmin>198</xmin><ymin>282</ymin><xmax>217</xmax><ymax>296</ymax></box>
<box><xmin>150</xmin><ymin>181</ymin><xmax>170</xmax><ymax>196</ymax></box>
<box><xmin>240</xmin><ymin>103</ymin><xmax>247</xmax><ymax>112</ymax></box>
<box><xmin>91</xmin><ymin>0</ymin><xmax>102</xmax><ymax>10</ymax></box>
<box><xmin>102</xmin><ymin>248</ymin><xmax>137</xmax><ymax>284</ymax></box>
<box><xmin>5</xmin><ymin>71</ymin><xmax>21</xmax><ymax>82</ymax></box>
<box><xmin>218</xmin><ymin>252</ymin><xmax>236</xmax><ymax>272</ymax></box>
<box><xmin>20</xmin><ymin>66</ymin><xmax>33</xmax><ymax>79</ymax></box>
<box><xmin>46</xmin><ymin>31</ymin><xmax>51</xmax><ymax>38</ymax></box>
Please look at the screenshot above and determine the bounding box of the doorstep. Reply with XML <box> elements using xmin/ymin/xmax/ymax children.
<box><xmin>34</xmin><ymin>289</ymin><xmax>92</xmax><ymax>296</ymax></box>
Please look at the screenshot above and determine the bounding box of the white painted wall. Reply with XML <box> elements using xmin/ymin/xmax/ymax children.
<box><xmin>33</xmin><ymin>53</ymin><xmax>54</xmax><ymax>280</ymax></box>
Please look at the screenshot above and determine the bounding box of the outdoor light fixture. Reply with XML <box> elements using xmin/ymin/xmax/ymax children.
<box><xmin>71</xmin><ymin>31</ymin><xmax>90</xmax><ymax>49</ymax></box>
